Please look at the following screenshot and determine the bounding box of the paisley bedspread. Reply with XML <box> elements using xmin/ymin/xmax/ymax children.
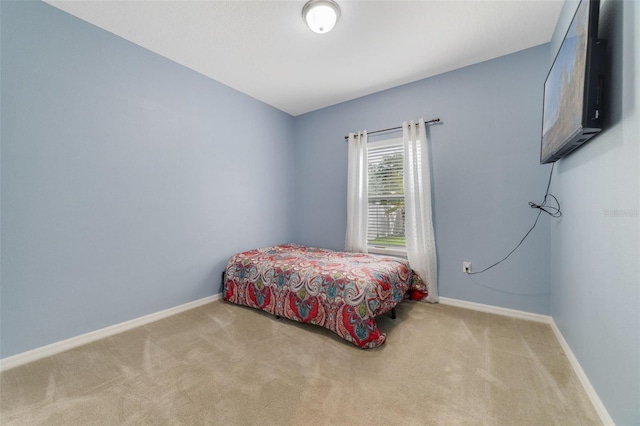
<box><xmin>223</xmin><ymin>244</ymin><xmax>426</xmax><ymax>348</ymax></box>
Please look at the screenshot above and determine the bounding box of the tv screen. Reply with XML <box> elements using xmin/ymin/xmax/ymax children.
<box><xmin>540</xmin><ymin>0</ymin><xmax>605</xmax><ymax>164</ymax></box>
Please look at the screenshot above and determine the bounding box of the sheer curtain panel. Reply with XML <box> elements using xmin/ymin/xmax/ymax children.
<box><xmin>403</xmin><ymin>120</ymin><xmax>438</xmax><ymax>302</ymax></box>
<box><xmin>345</xmin><ymin>131</ymin><xmax>368</xmax><ymax>253</ymax></box>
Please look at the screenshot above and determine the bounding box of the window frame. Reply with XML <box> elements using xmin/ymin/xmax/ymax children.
<box><xmin>366</xmin><ymin>137</ymin><xmax>407</xmax><ymax>257</ymax></box>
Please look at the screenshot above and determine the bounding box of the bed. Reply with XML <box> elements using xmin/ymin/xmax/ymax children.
<box><xmin>222</xmin><ymin>244</ymin><xmax>426</xmax><ymax>348</ymax></box>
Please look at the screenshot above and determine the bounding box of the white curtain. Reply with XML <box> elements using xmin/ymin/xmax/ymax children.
<box><xmin>403</xmin><ymin>119</ymin><xmax>438</xmax><ymax>302</ymax></box>
<box><xmin>345</xmin><ymin>131</ymin><xmax>368</xmax><ymax>253</ymax></box>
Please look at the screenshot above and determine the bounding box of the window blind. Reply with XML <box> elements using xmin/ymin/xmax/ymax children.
<box><xmin>367</xmin><ymin>142</ymin><xmax>405</xmax><ymax>248</ymax></box>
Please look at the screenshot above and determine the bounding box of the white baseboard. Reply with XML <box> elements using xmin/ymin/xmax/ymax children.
<box><xmin>0</xmin><ymin>294</ymin><xmax>220</xmax><ymax>372</ymax></box>
<box><xmin>439</xmin><ymin>296</ymin><xmax>551</xmax><ymax>323</ymax></box>
<box><xmin>549</xmin><ymin>319</ymin><xmax>614</xmax><ymax>426</ymax></box>
<box><xmin>439</xmin><ymin>296</ymin><xmax>613</xmax><ymax>426</ymax></box>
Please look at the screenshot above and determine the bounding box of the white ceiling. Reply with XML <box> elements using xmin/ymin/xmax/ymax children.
<box><xmin>45</xmin><ymin>0</ymin><xmax>564</xmax><ymax>116</ymax></box>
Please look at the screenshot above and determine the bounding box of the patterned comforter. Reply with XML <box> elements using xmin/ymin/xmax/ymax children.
<box><xmin>223</xmin><ymin>244</ymin><xmax>426</xmax><ymax>348</ymax></box>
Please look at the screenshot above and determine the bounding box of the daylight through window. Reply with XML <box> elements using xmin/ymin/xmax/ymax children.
<box><xmin>367</xmin><ymin>138</ymin><xmax>405</xmax><ymax>253</ymax></box>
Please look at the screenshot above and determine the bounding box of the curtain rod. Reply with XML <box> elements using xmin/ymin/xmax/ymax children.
<box><xmin>343</xmin><ymin>118</ymin><xmax>441</xmax><ymax>141</ymax></box>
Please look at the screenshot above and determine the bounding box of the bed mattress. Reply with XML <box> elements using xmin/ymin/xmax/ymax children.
<box><xmin>223</xmin><ymin>244</ymin><xmax>425</xmax><ymax>348</ymax></box>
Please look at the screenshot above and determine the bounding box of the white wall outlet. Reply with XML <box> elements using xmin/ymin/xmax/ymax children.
<box><xmin>463</xmin><ymin>262</ymin><xmax>472</xmax><ymax>273</ymax></box>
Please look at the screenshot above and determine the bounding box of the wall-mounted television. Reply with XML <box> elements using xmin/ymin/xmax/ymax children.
<box><xmin>540</xmin><ymin>0</ymin><xmax>606</xmax><ymax>164</ymax></box>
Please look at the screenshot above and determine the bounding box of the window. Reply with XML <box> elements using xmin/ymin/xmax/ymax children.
<box><xmin>367</xmin><ymin>138</ymin><xmax>406</xmax><ymax>255</ymax></box>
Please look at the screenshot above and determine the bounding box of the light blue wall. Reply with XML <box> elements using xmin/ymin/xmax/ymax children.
<box><xmin>293</xmin><ymin>44</ymin><xmax>553</xmax><ymax>315</ymax></box>
<box><xmin>549</xmin><ymin>0</ymin><xmax>640</xmax><ymax>424</ymax></box>
<box><xmin>0</xmin><ymin>1</ymin><xmax>295</xmax><ymax>358</ymax></box>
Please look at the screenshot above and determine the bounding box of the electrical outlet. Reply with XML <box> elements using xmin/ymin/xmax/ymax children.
<box><xmin>463</xmin><ymin>262</ymin><xmax>472</xmax><ymax>273</ymax></box>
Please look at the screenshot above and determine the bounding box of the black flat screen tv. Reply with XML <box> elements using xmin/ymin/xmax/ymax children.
<box><xmin>540</xmin><ymin>0</ymin><xmax>606</xmax><ymax>164</ymax></box>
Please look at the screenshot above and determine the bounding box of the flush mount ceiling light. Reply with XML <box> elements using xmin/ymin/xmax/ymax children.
<box><xmin>302</xmin><ymin>0</ymin><xmax>340</xmax><ymax>34</ymax></box>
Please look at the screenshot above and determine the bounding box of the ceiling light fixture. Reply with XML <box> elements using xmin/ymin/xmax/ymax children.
<box><xmin>302</xmin><ymin>0</ymin><xmax>340</xmax><ymax>34</ymax></box>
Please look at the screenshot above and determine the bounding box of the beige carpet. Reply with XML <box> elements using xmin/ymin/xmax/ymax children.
<box><xmin>1</xmin><ymin>300</ymin><xmax>600</xmax><ymax>425</ymax></box>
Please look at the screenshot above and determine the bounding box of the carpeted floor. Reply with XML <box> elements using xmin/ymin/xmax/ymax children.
<box><xmin>1</xmin><ymin>300</ymin><xmax>600</xmax><ymax>425</ymax></box>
